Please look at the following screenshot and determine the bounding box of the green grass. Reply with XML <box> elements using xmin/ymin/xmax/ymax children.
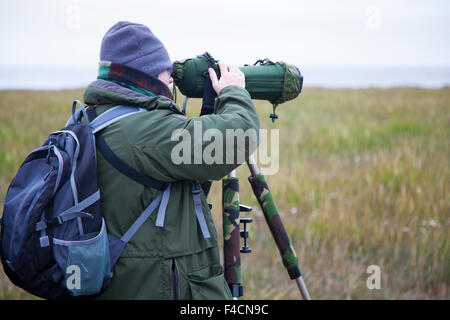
<box><xmin>0</xmin><ymin>87</ymin><xmax>449</xmax><ymax>299</ymax></box>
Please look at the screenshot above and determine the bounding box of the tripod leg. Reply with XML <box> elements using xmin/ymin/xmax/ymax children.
<box><xmin>222</xmin><ymin>171</ymin><xmax>243</xmax><ymax>299</ymax></box>
<box><xmin>247</xmin><ymin>157</ymin><xmax>311</xmax><ymax>300</ymax></box>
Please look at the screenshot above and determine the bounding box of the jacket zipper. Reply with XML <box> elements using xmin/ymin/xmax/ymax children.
<box><xmin>170</xmin><ymin>258</ymin><xmax>180</xmax><ymax>300</ymax></box>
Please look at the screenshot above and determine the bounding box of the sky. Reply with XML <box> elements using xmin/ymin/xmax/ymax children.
<box><xmin>1</xmin><ymin>0</ymin><xmax>449</xmax><ymax>70</ymax></box>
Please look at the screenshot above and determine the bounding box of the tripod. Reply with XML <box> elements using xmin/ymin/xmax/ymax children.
<box><xmin>213</xmin><ymin>155</ymin><xmax>311</xmax><ymax>300</ymax></box>
<box><xmin>179</xmin><ymin>78</ymin><xmax>310</xmax><ymax>299</ymax></box>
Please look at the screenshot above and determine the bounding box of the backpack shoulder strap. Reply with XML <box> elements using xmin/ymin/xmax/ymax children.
<box><xmin>86</xmin><ymin>105</ymin><xmax>169</xmax><ymax>191</ymax></box>
<box><xmin>88</xmin><ymin>105</ymin><xmax>146</xmax><ymax>134</ymax></box>
<box><xmin>190</xmin><ymin>180</ymin><xmax>211</xmax><ymax>238</ymax></box>
<box><xmin>85</xmin><ymin>104</ymin><xmax>209</xmax><ymax>239</ymax></box>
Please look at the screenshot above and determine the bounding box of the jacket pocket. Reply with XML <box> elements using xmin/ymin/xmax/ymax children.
<box><xmin>186</xmin><ymin>264</ymin><xmax>232</xmax><ymax>300</ymax></box>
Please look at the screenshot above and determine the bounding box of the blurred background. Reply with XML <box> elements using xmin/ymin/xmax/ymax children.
<box><xmin>0</xmin><ymin>0</ymin><xmax>449</xmax><ymax>299</ymax></box>
<box><xmin>1</xmin><ymin>0</ymin><xmax>449</xmax><ymax>89</ymax></box>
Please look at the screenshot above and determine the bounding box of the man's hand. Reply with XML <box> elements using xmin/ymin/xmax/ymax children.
<box><xmin>208</xmin><ymin>62</ymin><xmax>245</xmax><ymax>95</ymax></box>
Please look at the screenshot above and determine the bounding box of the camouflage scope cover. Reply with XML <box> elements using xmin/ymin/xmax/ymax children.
<box><xmin>172</xmin><ymin>53</ymin><xmax>303</xmax><ymax>105</ymax></box>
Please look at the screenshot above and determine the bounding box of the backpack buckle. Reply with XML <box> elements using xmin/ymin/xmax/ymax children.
<box><xmin>190</xmin><ymin>181</ymin><xmax>201</xmax><ymax>194</ymax></box>
<box><xmin>35</xmin><ymin>221</ymin><xmax>47</xmax><ymax>231</ymax></box>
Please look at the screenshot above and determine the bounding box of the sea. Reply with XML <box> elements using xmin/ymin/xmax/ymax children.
<box><xmin>0</xmin><ymin>65</ymin><xmax>449</xmax><ymax>90</ymax></box>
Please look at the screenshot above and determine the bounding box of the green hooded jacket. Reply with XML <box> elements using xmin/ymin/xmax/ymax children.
<box><xmin>82</xmin><ymin>78</ymin><xmax>260</xmax><ymax>299</ymax></box>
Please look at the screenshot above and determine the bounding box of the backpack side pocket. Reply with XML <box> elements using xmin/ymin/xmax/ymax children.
<box><xmin>53</xmin><ymin>218</ymin><xmax>112</xmax><ymax>296</ymax></box>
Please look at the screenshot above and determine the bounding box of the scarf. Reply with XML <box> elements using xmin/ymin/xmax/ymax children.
<box><xmin>97</xmin><ymin>61</ymin><xmax>173</xmax><ymax>100</ymax></box>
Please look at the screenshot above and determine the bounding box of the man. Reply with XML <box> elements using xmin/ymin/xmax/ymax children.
<box><xmin>85</xmin><ymin>21</ymin><xmax>260</xmax><ymax>299</ymax></box>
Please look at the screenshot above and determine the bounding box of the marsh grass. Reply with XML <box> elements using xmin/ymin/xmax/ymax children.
<box><xmin>0</xmin><ymin>87</ymin><xmax>448</xmax><ymax>299</ymax></box>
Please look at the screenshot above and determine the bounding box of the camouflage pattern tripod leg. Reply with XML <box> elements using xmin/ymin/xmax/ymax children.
<box><xmin>222</xmin><ymin>173</ymin><xmax>243</xmax><ymax>299</ymax></box>
<box><xmin>247</xmin><ymin>157</ymin><xmax>311</xmax><ymax>300</ymax></box>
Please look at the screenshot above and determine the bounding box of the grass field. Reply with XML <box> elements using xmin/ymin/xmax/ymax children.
<box><xmin>0</xmin><ymin>86</ymin><xmax>448</xmax><ymax>299</ymax></box>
